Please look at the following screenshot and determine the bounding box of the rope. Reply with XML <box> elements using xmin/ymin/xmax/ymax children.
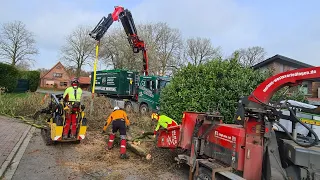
<box><xmin>0</xmin><ymin>113</ymin><xmax>45</xmax><ymax>129</ymax></box>
<box><xmin>90</xmin><ymin>41</ymin><xmax>100</xmax><ymax>116</ymax></box>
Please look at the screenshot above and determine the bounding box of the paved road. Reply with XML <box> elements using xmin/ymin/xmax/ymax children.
<box><xmin>11</xmin><ymin>129</ymin><xmax>90</xmax><ymax>180</ymax></box>
<box><xmin>0</xmin><ymin>116</ymin><xmax>30</xmax><ymax>178</ymax></box>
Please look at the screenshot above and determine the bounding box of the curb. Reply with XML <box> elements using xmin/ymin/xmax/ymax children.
<box><xmin>0</xmin><ymin>125</ymin><xmax>32</xmax><ymax>178</ymax></box>
<box><xmin>3</xmin><ymin>127</ymin><xmax>36</xmax><ymax>180</ymax></box>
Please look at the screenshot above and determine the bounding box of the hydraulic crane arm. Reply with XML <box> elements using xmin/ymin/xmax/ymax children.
<box><xmin>89</xmin><ymin>6</ymin><xmax>149</xmax><ymax>75</ymax></box>
<box><xmin>248</xmin><ymin>67</ymin><xmax>320</xmax><ymax>105</ymax></box>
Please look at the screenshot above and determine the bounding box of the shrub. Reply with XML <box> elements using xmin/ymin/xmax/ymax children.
<box><xmin>0</xmin><ymin>63</ymin><xmax>20</xmax><ymax>92</ymax></box>
<box><xmin>20</xmin><ymin>70</ymin><xmax>40</xmax><ymax>92</ymax></box>
<box><xmin>159</xmin><ymin>57</ymin><xmax>270</xmax><ymax>124</ymax></box>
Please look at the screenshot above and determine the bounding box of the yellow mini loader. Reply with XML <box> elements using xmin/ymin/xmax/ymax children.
<box><xmin>37</xmin><ymin>93</ymin><xmax>88</xmax><ymax>145</ymax></box>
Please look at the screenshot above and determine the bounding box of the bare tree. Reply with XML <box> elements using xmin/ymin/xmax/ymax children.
<box><xmin>98</xmin><ymin>22</ymin><xmax>184</xmax><ymax>76</ymax></box>
<box><xmin>0</xmin><ymin>21</ymin><xmax>38</xmax><ymax>66</ymax></box>
<box><xmin>154</xmin><ymin>23</ymin><xmax>183</xmax><ymax>75</ymax></box>
<box><xmin>235</xmin><ymin>46</ymin><xmax>266</xmax><ymax>67</ymax></box>
<box><xmin>60</xmin><ymin>25</ymin><xmax>95</xmax><ymax>77</ymax></box>
<box><xmin>184</xmin><ymin>37</ymin><xmax>221</xmax><ymax>66</ymax></box>
<box><xmin>16</xmin><ymin>61</ymin><xmax>31</xmax><ymax>70</ymax></box>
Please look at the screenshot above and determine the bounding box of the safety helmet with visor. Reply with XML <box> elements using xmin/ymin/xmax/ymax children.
<box><xmin>71</xmin><ymin>78</ymin><xmax>79</xmax><ymax>89</ymax></box>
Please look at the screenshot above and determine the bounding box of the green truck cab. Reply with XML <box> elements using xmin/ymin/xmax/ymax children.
<box><xmin>91</xmin><ymin>69</ymin><xmax>170</xmax><ymax>114</ymax></box>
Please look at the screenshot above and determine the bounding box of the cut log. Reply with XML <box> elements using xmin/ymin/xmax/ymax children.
<box><xmin>126</xmin><ymin>142</ymin><xmax>151</xmax><ymax>160</ymax></box>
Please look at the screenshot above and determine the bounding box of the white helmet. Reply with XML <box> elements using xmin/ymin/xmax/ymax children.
<box><xmin>114</xmin><ymin>106</ymin><xmax>120</xmax><ymax>111</ymax></box>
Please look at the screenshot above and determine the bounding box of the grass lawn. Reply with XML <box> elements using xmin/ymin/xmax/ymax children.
<box><xmin>0</xmin><ymin>92</ymin><xmax>30</xmax><ymax>99</ymax></box>
<box><xmin>0</xmin><ymin>92</ymin><xmax>48</xmax><ymax>117</ymax></box>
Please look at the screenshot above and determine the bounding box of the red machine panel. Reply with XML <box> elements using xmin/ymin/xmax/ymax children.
<box><xmin>179</xmin><ymin>111</ymin><xmax>206</xmax><ymax>149</ymax></box>
<box><xmin>156</xmin><ymin>125</ymin><xmax>181</xmax><ymax>149</ymax></box>
<box><xmin>205</xmin><ymin>124</ymin><xmax>246</xmax><ymax>171</ymax></box>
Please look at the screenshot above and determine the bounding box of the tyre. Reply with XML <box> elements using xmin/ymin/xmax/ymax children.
<box><xmin>41</xmin><ymin>128</ymin><xmax>54</xmax><ymax>146</ymax></box>
<box><xmin>194</xmin><ymin>167</ymin><xmax>212</xmax><ymax>180</ymax></box>
<box><xmin>139</xmin><ymin>104</ymin><xmax>149</xmax><ymax>115</ymax></box>
<box><xmin>125</xmin><ymin>101</ymin><xmax>133</xmax><ymax>112</ymax></box>
<box><xmin>194</xmin><ymin>167</ymin><xmax>228</xmax><ymax>180</ymax></box>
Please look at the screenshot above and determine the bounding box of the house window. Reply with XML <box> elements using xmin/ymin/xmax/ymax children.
<box><xmin>300</xmin><ymin>82</ymin><xmax>309</xmax><ymax>95</ymax></box>
<box><xmin>53</xmin><ymin>73</ymin><xmax>62</xmax><ymax>78</ymax></box>
<box><xmin>279</xmin><ymin>64</ymin><xmax>284</xmax><ymax>72</ymax></box>
<box><xmin>60</xmin><ymin>82</ymin><xmax>68</xmax><ymax>86</ymax></box>
<box><xmin>46</xmin><ymin>81</ymin><xmax>54</xmax><ymax>85</ymax></box>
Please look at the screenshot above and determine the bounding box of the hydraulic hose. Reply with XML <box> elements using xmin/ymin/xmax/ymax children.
<box><xmin>275</xmin><ymin>102</ymin><xmax>319</xmax><ymax>148</ymax></box>
<box><xmin>251</xmin><ymin>94</ymin><xmax>319</xmax><ymax>147</ymax></box>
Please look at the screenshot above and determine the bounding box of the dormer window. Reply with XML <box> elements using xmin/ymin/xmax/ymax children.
<box><xmin>53</xmin><ymin>73</ymin><xmax>62</xmax><ymax>77</ymax></box>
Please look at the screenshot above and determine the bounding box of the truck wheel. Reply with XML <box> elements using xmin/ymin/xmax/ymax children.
<box><xmin>139</xmin><ymin>104</ymin><xmax>148</xmax><ymax>115</ymax></box>
<box><xmin>125</xmin><ymin>102</ymin><xmax>133</xmax><ymax>112</ymax></box>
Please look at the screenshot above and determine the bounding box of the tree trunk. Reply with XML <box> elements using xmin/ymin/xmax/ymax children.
<box><xmin>126</xmin><ymin>142</ymin><xmax>151</xmax><ymax>160</ymax></box>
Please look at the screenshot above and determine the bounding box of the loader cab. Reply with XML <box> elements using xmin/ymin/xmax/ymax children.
<box><xmin>138</xmin><ymin>76</ymin><xmax>170</xmax><ymax>113</ymax></box>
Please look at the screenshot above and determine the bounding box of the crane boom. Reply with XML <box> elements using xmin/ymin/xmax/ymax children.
<box><xmin>89</xmin><ymin>6</ymin><xmax>149</xmax><ymax>75</ymax></box>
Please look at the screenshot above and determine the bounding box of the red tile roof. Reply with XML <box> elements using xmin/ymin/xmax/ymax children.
<box><xmin>78</xmin><ymin>77</ymin><xmax>91</xmax><ymax>84</ymax></box>
<box><xmin>71</xmin><ymin>76</ymin><xmax>91</xmax><ymax>84</ymax></box>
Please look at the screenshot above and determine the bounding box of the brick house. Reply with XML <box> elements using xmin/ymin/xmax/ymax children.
<box><xmin>252</xmin><ymin>54</ymin><xmax>320</xmax><ymax>105</ymax></box>
<box><xmin>40</xmin><ymin>62</ymin><xmax>71</xmax><ymax>89</ymax></box>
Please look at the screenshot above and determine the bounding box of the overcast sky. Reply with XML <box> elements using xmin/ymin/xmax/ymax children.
<box><xmin>0</xmin><ymin>0</ymin><xmax>319</xmax><ymax>71</ymax></box>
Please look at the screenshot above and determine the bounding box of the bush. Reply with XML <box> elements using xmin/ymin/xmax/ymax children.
<box><xmin>0</xmin><ymin>63</ymin><xmax>20</xmax><ymax>92</ymax></box>
<box><xmin>19</xmin><ymin>70</ymin><xmax>40</xmax><ymax>92</ymax></box>
<box><xmin>159</xmin><ymin>57</ymin><xmax>270</xmax><ymax>124</ymax></box>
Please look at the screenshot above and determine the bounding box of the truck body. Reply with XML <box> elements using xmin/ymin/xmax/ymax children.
<box><xmin>91</xmin><ymin>69</ymin><xmax>170</xmax><ymax>114</ymax></box>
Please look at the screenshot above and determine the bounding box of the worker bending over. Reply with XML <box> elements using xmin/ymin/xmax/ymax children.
<box><xmin>151</xmin><ymin>113</ymin><xmax>178</xmax><ymax>137</ymax></box>
<box><xmin>102</xmin><ymin>106</ymin><xmax>130</xmax><ymax>159</ymax></box>
<box><xmin>62</xmin><ymin>78</ymin><xmax>83</xmax><ymax>139</ymax></box>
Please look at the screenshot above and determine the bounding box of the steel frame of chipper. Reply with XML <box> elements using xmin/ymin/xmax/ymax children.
<box><xmin>156</xmin><ymin>66</ymin><xmax>320</xmax><ymax>180</ymax></box>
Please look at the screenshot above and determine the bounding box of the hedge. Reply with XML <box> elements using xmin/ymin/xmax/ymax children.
<box><xmin>0</xmin><ymin>63</ymin><xmax>20</xmax><ymax>92</ymax></box>
<box><xmin>159</xmin><ymin>57</ymin><xmax>271</xmax><ymax>124</ymax></box>
<box><xmin>19</xmin><ymin>70</ymin><xmax>40</xmax><ymax>92</ymax></box>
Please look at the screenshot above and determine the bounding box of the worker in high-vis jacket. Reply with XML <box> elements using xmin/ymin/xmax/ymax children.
<box><xmin>151</xmin><ymin>113</ymin><xmax>178</xmax><ymax>138</ymax></box>
<box><xmin>62</xmin><ymin>78</ymin><xmax>83</xmax><ymax>139</ymax></box>
<box><xmin>102</xmin><ymin>106</ymin><xmax>130</xmax><ymax>159</ymax></box>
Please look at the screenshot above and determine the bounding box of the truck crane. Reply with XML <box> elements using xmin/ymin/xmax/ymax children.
<box><xmin>89</xmin><ymin>6</ymin><xmax>170</xmax><ymax>114</ymax></box>
<box><xmin>156</xmin><ymin>66</ymin><xmax>320</xmax><ymax>179</ymax></box>
<box><xmin>89</xmin><ymin>6</ymin><xmax>149</xmax><ymax>76</ymax></box>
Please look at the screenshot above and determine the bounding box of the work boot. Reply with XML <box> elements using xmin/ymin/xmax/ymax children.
<box><xmin>120</xmin><ymin>154</ymin><xmax>129</xmax><ymax>159</ymax></box>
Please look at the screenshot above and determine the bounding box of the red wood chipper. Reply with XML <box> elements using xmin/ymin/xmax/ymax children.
<box><xmin>157</xmin><ymin>66</ymin><xmax>320</xmax><ymax>180</ymax></box>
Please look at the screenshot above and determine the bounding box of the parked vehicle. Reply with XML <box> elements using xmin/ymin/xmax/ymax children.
<box><xmin>91</xmin><ymin>69</ymin><xmax>170</xmax><ymax>114</ymax></box>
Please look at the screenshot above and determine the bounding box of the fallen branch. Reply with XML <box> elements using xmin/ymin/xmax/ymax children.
<box><xmin>132</xmin><ymin>131</ymin><xmax>154</xmax><ymax>141</ymax></box>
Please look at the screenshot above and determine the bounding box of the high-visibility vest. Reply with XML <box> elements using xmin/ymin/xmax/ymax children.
<box><xmin>63</xmin><ymin>87</ymin><xmax>82</xmax><ymax>102</ymax></box>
